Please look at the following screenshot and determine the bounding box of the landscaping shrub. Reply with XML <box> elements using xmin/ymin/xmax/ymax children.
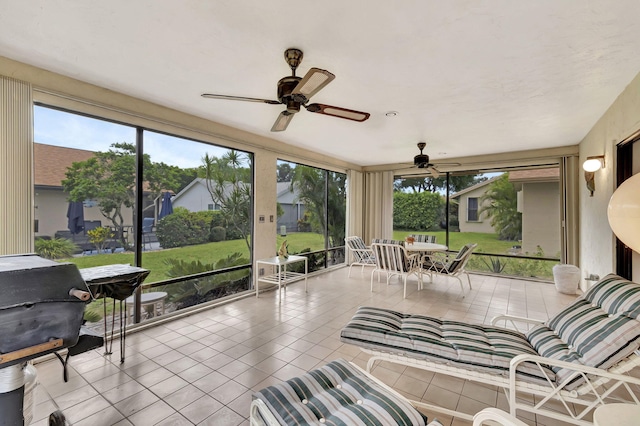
<box><xmin>35</xmin><ymin>237</ymin><xmax>77</xmax><ymax>259</ymax></box>
<box><xmin>156</xmin><ymin>207</ymin><xmax>218</xmax><ymax>248</ymax></box>
<box><xmin>210</xmin><ymin>226</ymin><xmax>226</xmax><ymax>242</ymax></box>
<box><xmin>393</xmin><ymin>191</ymin><xmax>443</xmax><ymax>230</ymax></box>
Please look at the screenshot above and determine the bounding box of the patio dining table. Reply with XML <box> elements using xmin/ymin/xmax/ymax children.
<box><xmin>404</xmin><ymin>242</ymin><xmax>448</xmax><ymax>253</ymax></box>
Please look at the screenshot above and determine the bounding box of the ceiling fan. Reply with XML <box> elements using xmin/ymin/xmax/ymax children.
<box><xmin>201</xmin><ymin>48</ymin><xmax>370</xmax><ymax>132</ymax></box>
<box><xmin>408</xmin><ymin>142</ymin><xmax>460</xmax><ymax>178</ymax></box>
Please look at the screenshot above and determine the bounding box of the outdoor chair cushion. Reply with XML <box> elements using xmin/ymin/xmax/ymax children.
<box><xmin>253</xmin><ymin>358</ymin><xmax>440</xmax><ymax>426</ymax></box>
<box><xmin>408</xmin><ymin>234</ymin><xmax>437</xmax><ymax>243</ymax></box>
<box><xmin>526</xmin><ymin>273</ymin><xmax>640</xmax><ymax>384</ymax></box>
<box><xmin>340</xmin><ymin>306</ymin><xmax>554</xmax><ymax>384</ymax></box>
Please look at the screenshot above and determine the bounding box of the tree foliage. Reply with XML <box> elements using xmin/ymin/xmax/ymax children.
<box><xmin>276</xmin><ymin>162</ymin><xmax>294</xmax><ymax>182</ymax></box>
<box><xmin>394</xmin><ymin>174</ymin><xmax>485</xmax><ymax>193</ymax></box>
<box><xmin>62</xmin><ymin>142</ymin><xmax>196</xmax><ymax>249</ymax></box>
<box><xmin>393</xmin><ymin>191</ymin><xmax>444</xmax><ymax>230</ymax></box>
<box><xmin>479</xmin><ymin>173</ymin><xmax>522</xmax><ymax>240</ymax></box>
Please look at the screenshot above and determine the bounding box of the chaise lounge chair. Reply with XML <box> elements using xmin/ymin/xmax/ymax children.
<box><xmin>249</xmin><ymin>358</ymin><xmax>528</xmax><ymax>425</ymax></box>
<box><xmin>340</xmin><ymin>273</ymin><xmax>640</xmax><ymax>425</ymax></box>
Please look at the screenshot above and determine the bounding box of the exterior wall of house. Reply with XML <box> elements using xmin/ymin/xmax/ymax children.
<box><xmin>456</xmin><ymin>186</ymin><xmax>494</xmax><ymax>234</ymax></box>
<box><xmin>172</xmin><ymin>181</ymin><xmax>213</xmax><ymax>212</ymax></box>
<box><xmin>34</xmin><ymin>188</ymin><xmax>106</xmax><ymax>237</ymax></box>
<box><xmin>520</xmin><ymin>181</ymin><xmax>560</xmax><ymax>256</ymax></box>
<box><xmin>278</xmin><ymin>203</ymin><xmax>307</xmax><ymax>233</ymax></box>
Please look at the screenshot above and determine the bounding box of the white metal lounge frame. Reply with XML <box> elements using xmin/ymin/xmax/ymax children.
<box><xmin>345</xmin><ymin>236</ymin><xmax>377</xmax><ymax>278</ymax></box>
<box><xmin>361</xmin><ymin>313</ymin><xmax>640</xmax><ymax>425</ymax></box>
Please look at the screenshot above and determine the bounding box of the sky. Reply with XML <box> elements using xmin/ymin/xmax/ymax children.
<box><xmin>34</xmin><ymin>105</ymin><xmax>243</xmax><ymax>169</ymax></box>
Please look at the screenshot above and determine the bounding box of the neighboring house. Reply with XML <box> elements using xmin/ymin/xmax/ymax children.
<box><xmin>509</xmin><ymin>168</ymin><xmax>560</xmax><ymax>257</ymax></box>
<box><xmin>171</xmin><ymin>178</ymin><xmax>221</xmax><ymax>212</ymax></box>
<box><xmin>34</xmin><ymin>143</ymin><xmax>107</xmax><ymax>238</ymax></box>
<box><xmin>172</xmin><ymin>179</ymin><xmax>305</xmax><ymax>233</ymax></box>
<box><xmin>450</xmin><ymin>176</ymin><xmax>501</xmax><ymax>234</ymax></box>
<box><xmin>451</xmin><ymin>170</ymin><xmax>560</xmax><ymax>257</ymax></box>
<box><xmin>276</xmin><ymin>181</ymin><xmax>306</xmax><ymax>234</ymax></box>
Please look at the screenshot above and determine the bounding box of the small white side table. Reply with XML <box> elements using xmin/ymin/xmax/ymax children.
<box><xmin>125</xmin><ymin>291</ymin><xmax>168</xmax><ymax>324</ymax></box>
<box><xmin>256</xmin><ymin>255</ymin><xmax>308</xmax><ymax>303</ymax></box>
<box><xmin>593</xmin><ymin>403</ymin><xmax>640</xmax><ymax>426</ymax></box>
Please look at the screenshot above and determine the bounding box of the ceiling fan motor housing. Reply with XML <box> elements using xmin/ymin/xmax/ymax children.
<box><xmin>414</xmin><ymin>154</ymin><xmax>429</xmax><ymax>167</ymax></box>
<box><xmin>277</xmin><ymin>76</ymin><xmax>303</xmax><ymax>112</ymax></box>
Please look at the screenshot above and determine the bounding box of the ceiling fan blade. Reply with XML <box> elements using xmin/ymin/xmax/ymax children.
<box><xmin>271</xmin><ymin>111</ymin><xmax>295</xmax><ymax>132</ymax></box>
<box><xmin>305</xmin><ymin>103</ymin><xmax>370</xmax><ymax>122</ymax></box>
<box><xmin>201</xmin><ymin>93</ymin><xmax>280</xmax><ymax>105</ymax></box>
<box><xmin>292</xmin><ymin>68</ymin><xmax>335</xmax><ymax>101</ymax></box>
<box><xmin>428</xmin><ymin>166</ymin><xmax>441</xmax><ymax>178</ymax></box>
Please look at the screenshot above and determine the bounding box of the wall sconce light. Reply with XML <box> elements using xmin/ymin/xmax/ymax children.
<box><xmin>583</xmin><ymin>155</ymin><xmax>605</xmax><ymax>196</ymax></box>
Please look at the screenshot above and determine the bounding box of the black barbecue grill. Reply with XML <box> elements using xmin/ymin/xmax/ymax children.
<box><xmin>0</xmin><ymin>254</ymin><xmax>93</xmax><ymax>426</ymax></box>
<box><xmin>0</xmin><ymin>255</ymin><xmax>150</xmax><ymax>425</ymax></box>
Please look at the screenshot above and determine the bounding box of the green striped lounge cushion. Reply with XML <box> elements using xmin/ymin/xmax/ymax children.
<box><xmin>340</xmin><ymin>307</ymin><xmax>553</xmax><ymax>384</ymax></box>
<box><xmin>527</xmin><ymin>273</ymin><xmax>640</xmax><ymax>384</ymax></box>
<box><xmin>253</xmin><ymin>358</ymin><xmax>440</xmax><ymax>425</ymax></box>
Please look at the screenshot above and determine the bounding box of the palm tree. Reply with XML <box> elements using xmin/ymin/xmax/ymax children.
<box><xmin>479</xmin><ymin>173</ymin><xmax>522</xmax><ymax>240</ymax></box>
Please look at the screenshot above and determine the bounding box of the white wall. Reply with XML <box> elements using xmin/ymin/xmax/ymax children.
<box><xmin>579</xmin><ymin>70</ymin><xmax>640</xmax><ymax>287</ymax></box>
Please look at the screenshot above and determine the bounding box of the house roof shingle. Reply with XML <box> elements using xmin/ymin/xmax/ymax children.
<box><xmin>34</xmin><ymin>143</ymin><xmax>95</xmax><ymax>187</ymax></box>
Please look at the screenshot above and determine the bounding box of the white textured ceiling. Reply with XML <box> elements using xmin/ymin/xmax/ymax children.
<box><xmin>1</xmin><ymin>1</ymin><xmax>640</xmax><ymax>167</ymax></box>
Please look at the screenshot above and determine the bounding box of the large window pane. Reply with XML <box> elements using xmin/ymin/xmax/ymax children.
<box><xmin>276</xmin><ymin>160</ymin><xmax>346</xmax><ymax>271</ymax></box>
<box><xmin>34</xmin><ymin>105</ymin><xmax>137</xmax><ymax>331</ymax></box>
<box><xmin>34</xmin><ymin>105</ymin><xmax>136</xmax><ymax>264</ymax></box>
<box><xmin>142</xmin><ymin>131</ymin><xmax>253</xmax><ymax>316</ymax></box>
<box><xmin>393</xmin><ymin>167</ymin><xmax>561</xmax><ymax>280</ymax></box>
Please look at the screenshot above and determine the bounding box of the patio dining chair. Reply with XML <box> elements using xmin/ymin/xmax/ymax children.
<box><xmin>370</xmin><ymin>239</ymin><xmax>422</xmax><ymax>298</ymax></box>
<box><xmin>345</xmin><ymin>236</ymin><xmax>376</xmax><ymax>277</ymax></box>
<box><xmin>422</xmin><ymin>243</ymin><xmax>477</xmax><ymax>292</ymax></box>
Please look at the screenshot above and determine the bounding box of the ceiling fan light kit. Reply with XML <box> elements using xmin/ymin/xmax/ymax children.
<box><xmin>201</xmin><ymin>48</ymin><xmax>370</xmax><ymax>132</ymax></box>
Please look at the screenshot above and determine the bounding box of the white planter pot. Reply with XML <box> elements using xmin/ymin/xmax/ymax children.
<box><xmin>552</xmin><ymin>264</ymin><xmax>580</xmax><ymax>295</ymax></box>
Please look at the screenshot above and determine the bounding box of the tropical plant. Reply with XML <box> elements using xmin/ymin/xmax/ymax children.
<box><xmin>480</xmin><ymin>255</ymin><xmax>508</xmax><ymax>273</ymax></box>
<box><xmin>479</xmin><ymin>173</ymin><xmax>522</xmax><ymax>240</ymax></box>
<box><xmin>289</xmin><ymin>166</ymin><xmax>347</xmax><ymax>248</ymax></box>
<box><xmin>161</xmin><ymin>253</ymin><xmax>250</xmax><ymax>309</ymax></box>
<box><xmin>34</xmin><ymin>237</ymin><xmax>77</xmax><ymax>259</ymax></box>
<box><xmin>202</xmin><ymin>150</ymin><xmax>252</xmax><ymax>250</ymax></box>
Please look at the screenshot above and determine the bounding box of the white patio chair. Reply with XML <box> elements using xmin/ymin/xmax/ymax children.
<box><xmin>422</xmin><ymin>243</ymin><xmax>477</xmax><ymax>292</ymax></box>
<box><xmin>345</xmin><ymin>236</ymin><xmax>376</xmax><ymax>277</ymax></box>
<box><xmin>370</xmin><ymin>239</ymin><xmax>422</xmax><ymax>298</ymax></box>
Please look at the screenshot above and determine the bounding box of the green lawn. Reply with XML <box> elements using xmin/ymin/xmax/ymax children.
<box><xmin>63</xmin><ymin>233</ymin><xmax>323</xmax><ymax>284</ymax></box>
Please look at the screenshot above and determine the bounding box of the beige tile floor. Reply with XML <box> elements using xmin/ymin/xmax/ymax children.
<box><xmin>30</xmin><ymin>267</ymin><xmax>578</xmax><ymax>426</ymax></box>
